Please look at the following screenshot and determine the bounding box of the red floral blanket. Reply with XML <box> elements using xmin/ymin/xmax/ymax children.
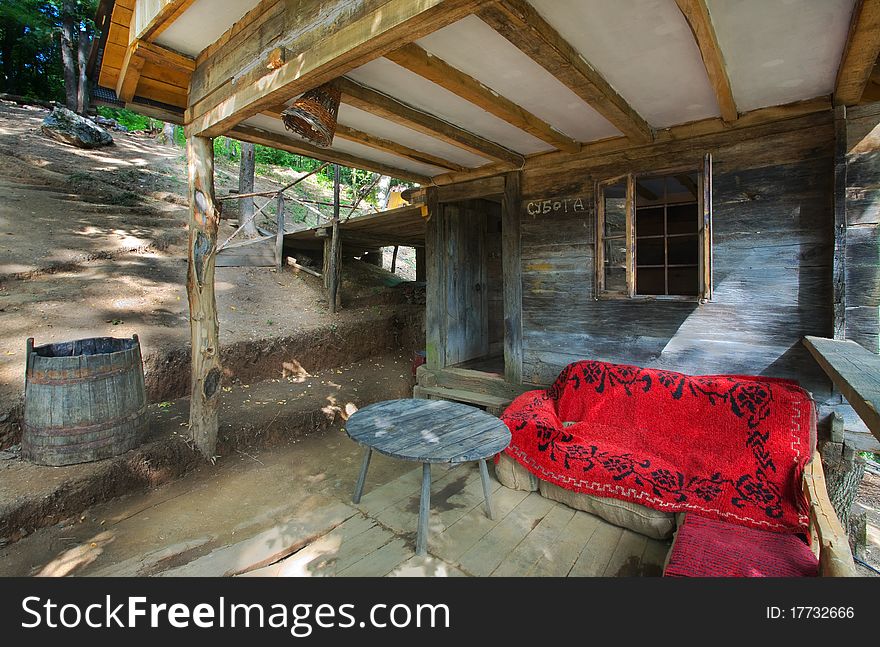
<box><xmin>501</xmin><ymin>361</ymin><xmax>815</xmax><ymax>533</ymax></box>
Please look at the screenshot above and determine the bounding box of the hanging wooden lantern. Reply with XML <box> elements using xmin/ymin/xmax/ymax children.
<box><xmin>281</xmin><ymin>82</ymin><xmax>341</xmax><ymax>148</ymax></box>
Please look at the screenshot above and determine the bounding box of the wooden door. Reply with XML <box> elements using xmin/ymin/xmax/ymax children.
<box><xmin>443</xmin><ymin>202</ymin><xmax>488</xmax><ymax>366</ymax></box>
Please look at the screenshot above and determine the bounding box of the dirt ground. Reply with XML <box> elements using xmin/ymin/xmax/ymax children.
<box><xmin>0</xmin><ymin>353</ymin><xmax>418</xmax><ymax>576</ymax></box>
<box><xmin>0</xmin><ymin>100</ymin><xmax>422</xmax><ymax>445</ymax></box>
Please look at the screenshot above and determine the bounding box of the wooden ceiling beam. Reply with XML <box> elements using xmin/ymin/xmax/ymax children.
<box><xmin>333</xmin><ymin>124</ymin><xmax>469</xmax><ymax>172</ymax></box>
<box><xmin>259</xmin><ymin>103</ymin><xmax>469</xmax><ymax>171</ymax></box>
<box><xmin>477</xmin><ymin>0</ymin><xmax>653</xmax><ymax>143</ymax></box>
<box><xmin>116</xmin><ymin>42</ymin><xmax>146</xmax><ymax>102</ymax></box>
<box><xmin>337</xmin><ymin>77</ymin><xmax>523</xmax><ymax>167</ymax></box>
<box><xmin>137</xmin><ymin>40</ymin><xmax>195</xmax><ymax>72</ymax></box>
<box><xmin>835</xmin><ymin>0</ymin><xmax>880</xmax><ymax>105</ymax></box>
<box><xmin>429</xmin><ymin>96</ymin><xmax>832</xmax><ymax>186</ymax></box>
<box><xmin>230</xmin><ymin>124</ymin><xmax>433</xmax><ymax>185</ymax></box>
<box><xmin>385</xmin><ymin>43</ymin><xmax>580</xmax><ymax>153</ymax></box>
<box><xmin>186</xmin><ymin>0</ymin><xmax>488</xmax><ymax>138</ymax></box>
<box><xmin>674</xmin><ymin>0</ymin><xmax>738</xmax><ymax>122</ymax></box>
<box><xmin>133</xmin><ymin>0</ymin><xmax>197</xmax><ymax>42</ymax></box>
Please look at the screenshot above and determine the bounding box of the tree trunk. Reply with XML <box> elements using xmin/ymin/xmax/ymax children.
<box><xmin>238</xmin><ymin>141</ymin><xmax>258</xmax><ymax>237</ymax></box>
<box><xmin>76</xmin><ymin>28</ymin><xmax>90</xmax><ymax>114</ymax></box>
<box><xmin>186</xmin><ymin>136</ymin><xmax>221</xmax><ymax>460</ymax></box>
<box><xmin>60</xmin><ymin>2</ymin><xmax>78</xmax><ymax>111</ymax></box>
<box><xmin>820</xmin><ymin>414</ymin><xmax>866</xmax><ymax>528</ymax></box>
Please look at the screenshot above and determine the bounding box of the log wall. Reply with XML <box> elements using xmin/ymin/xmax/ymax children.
<box><xmin>517</xmin><ymin>111</ymin><xmax>837</xmax><ymax>405</ymax></box>
<box><xmin>843</xmin><ymin>103</ymin><xmax>880</xmax><ymax>355</ymax></box>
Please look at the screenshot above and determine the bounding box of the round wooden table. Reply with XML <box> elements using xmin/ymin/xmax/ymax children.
<box><xmin>346</xmin><ymin>398</ymin><xmax>511</xmax><ymax>555</ymax></box>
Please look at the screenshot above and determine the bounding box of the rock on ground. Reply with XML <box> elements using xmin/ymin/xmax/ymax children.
<box><xmin>40</xmin><ymin>107</ymin><xmax>113</xmax><ymax>149</ymax></box>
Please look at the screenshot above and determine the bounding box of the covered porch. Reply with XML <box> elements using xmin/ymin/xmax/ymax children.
<box><xmin>85</xmin><ymin>0</ymin><xmax>880</xmax><ymax>577</ymax></box>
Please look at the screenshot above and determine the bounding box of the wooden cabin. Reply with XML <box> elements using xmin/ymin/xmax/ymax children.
<box><xmin>90</xmin><ymin>1</ymin><xmax>879</xmax><ymax>518</ymax></box>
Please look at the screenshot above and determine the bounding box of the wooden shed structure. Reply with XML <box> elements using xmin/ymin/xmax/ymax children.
<box><xmin>91</xmin><ymin>0</ymin><xmax>880</xmax><ymax>466</ymax></box>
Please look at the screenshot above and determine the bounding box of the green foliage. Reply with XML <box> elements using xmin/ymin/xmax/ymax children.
<box><xmin>0</xmin><ymin>0</ymin><xmax>97</xmax><ymax>101</ymax></box>
<box><xmin>96</xmin><ymin>106</ymin><xmax>160</xmax><ymax>132</ymax></box>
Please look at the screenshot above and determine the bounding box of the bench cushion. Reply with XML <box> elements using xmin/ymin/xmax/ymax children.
<box><xmin>539</xmin><ymin>480</ymin><xmax>676</xmax><ymax>540</ymax></box>
<box><xmin>664</xmin><ymin>514</ymin><xmax>819</xmax><ymax>577</ymax></box>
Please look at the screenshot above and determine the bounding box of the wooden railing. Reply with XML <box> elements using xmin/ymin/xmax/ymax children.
<box><xmin>802</xmin><ymin>452</ymin><xmax>857</xmax><ymax>577</ymax></box>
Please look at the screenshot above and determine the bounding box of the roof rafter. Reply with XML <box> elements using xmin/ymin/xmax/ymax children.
<box><xmin>230</xmin><ymin>124</ymin><xmax>432</xmax><ymax>185</ymax></box>
<box><xmin>134</xmin><ymin>0</ymin><xmax>198</xmax><ymax>43</ymax></box>
<box><xmin>333</xmin><ymin>124</ymin><xmax>469</xmax><ymax>173</ymax></box>
<box><xmin>477</xmin><ymin>0</ymin><xmax>653</xmax><ymax>143</ymax></box>
<box><xmin>259</xmin><ymin>103</ymin><xmax>470</xmax><ymax>171</ymax></box>
<box><xmin>674</xmin><ymin>0</ymin><xmax>737</xmax><ymax>122</ymax></box>
<box><xmin>835</xmin><ymin>0</ymin><xmax>880</xmax><ymax>105</ymax></box>
<box><xmin>337</xmin><ymin>77</ymin><xmax>523</xmax><ymax>167</ymax></box>
<box><xmin>385</xmin><ymin>43</ymin><xmax>580</xmax><ymax>153</ymax></box>
<box><xmin>186</xmin><ymin>0</ymin><xmax>489</xmax><ymax>138</ymax></box>
<box><xmin>116</xmin><ymin>42</ymin><xmax>146</xmax><ymax>102</ymax></box>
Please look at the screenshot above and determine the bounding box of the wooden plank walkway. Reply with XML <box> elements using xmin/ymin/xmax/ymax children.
<box><xmin>234</xmin><ymin>463</ymin><xmax>669</xmax><ymax>578</ymax></box>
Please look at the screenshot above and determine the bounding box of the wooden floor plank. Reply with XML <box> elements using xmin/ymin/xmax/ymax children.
<box><xmin>640</xmin><ymin>538</ymin><xmax>671</xmax><ymax>577</ymax></box>
<box><xmin>274</xmin><ymin>518</ymin><xmax>393</xmax><ymax>577</ymax></box>
<box><xmin>387</xmin><ymin>554</ymin><xmax>467</xmax><ymax>577</ymax></box>
<box><xmin>455</xmin><ymin>492</ymin><xmax>555</xmax><ymax>577</ymax></box>
<box><xmin>531</xmin><ymin>511</ymin><xmax>604</xmax><ymax>577</ymax></box>
<box><xmin>430</xmin><ymin>486</ymin><xmax>531</xmax><ymax>563</ymax></box>
<box><xmin>353</xmin><ymin>463</ymin><xmax>453</xmax><ymax>517</ymax></box>
<box><xmin>569</xmin><ymin>522</ymin><xmax>624</xmax><ymax>577</ymax></box>
<box><xmin>336</xmin><ymin>537</ymin><xmax>411</xmax><ymax>577</ymax></box>
<box><xmin>602</xmin><ymin>529</ymin><xmax>649</xmax><ymax>577</ymax></box>
<box><xmin>491</xmin><ymin>504</ymin><xmax>575</xmax><ymax>576</ymax></box>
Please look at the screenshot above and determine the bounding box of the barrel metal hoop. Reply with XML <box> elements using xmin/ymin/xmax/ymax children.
<box><xmin>28</xmin><ymin>362</ymin><xmax>134</xmax><ymax>385</ymax></box>
<box><xmin>22</xmin><ymin>406</ymin><xmax>148</xmax><ymax>437</ymax></box>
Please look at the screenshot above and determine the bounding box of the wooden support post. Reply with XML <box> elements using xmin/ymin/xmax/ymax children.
<box><xmin>322</xmin><ymin>236</ymin><xmax>331</xmax><ymax>289</ymax></box>
<box><xmin>390</xmin><ymin>245</ymin><xmax>399</xmax><ymax>273</ymax></box>
<box><xmin>502</xmin><ymin>171</ymin><xmax>523</xmax><ymax>384</ymax></box>
<box><xmin>328</xmin><ymin>164</ymin><xmax>341</xmax><ymax>313</ymax></box>
<box><xmin>833</xmin><ymin>105</ymin><xmax>847</xmax><ymax>340</ymax></box>
<box><xmin>424</xmin><ymin>187</ymin><xmax>443</xmax><ymax>370</ymax></box>
<box><xmin>275</xmin><ymin>191</ymin><xmax>285</xmax><ymax>272</ymax></box>
<box><xmin>185</xmin><ymin>136</ymin><xmax>221</xmax><ymax>460</ymax></box>
<box><xmin>415</xmin><ymin>246</ymin><xmax>426</xmax><ymax>282</ymax></box>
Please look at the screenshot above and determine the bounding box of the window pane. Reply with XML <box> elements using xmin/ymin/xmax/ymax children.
<box><xmin>636</xmin><ymin>206</ymin><xmax>664</xmax><ymax>237</ymax></box>
<box><xmin>604</xmin><ymin>266</ymin><xmax>627</xmax><ymax>293</ymax></box>
<box><xmin>603</xmin><ymin>181</ymin><xmax>627</xmax><ymax>237</ymax></box>
<box><xmin>667</xmin><ymin>203</ymin><xmax>698</xmax><ymax>234</ymax></box>
<box><xmin>636</xmin><ymin>177</ymin><xmax>664</xmax><ymax>207</ymax></box>
<box><xmin>636</xmin><ymin>238</ymin><xmax>664</xmax><ymax>266</ymax></box>
<box><xmin>636</xmin><ymin>267</ymin><xmax>665</xmax><ymax>295</ymax></box>
<box><xmin>668</xmin><ymin>235</ymin><xmax>699</xmax><ymax>265</ymax></box>
<box><xmin>604</xmin><ymin>237</ymin><xmax>627</xmax><ymax>267</ymax></box>
<box><xmin>667</xmin><ymin>173</ymin><xmax>698</xmax><ymax>202</ymax></box>
<box><xmin>668</xmin><ymin>267</ymin><xmax>699</xmax><ymax>296</ymax></box>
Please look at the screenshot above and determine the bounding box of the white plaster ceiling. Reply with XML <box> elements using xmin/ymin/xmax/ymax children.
<box><xmin>527</xmin><ymin>0</ymin><xmax>721</xmax><ymax>127</ymax></box>
<box><xmin>337</xmin><ymin>104</ymin><xmax>491</xmax><ymax>168</ymax></box>
<box><xmin>242</xmin><ymin>114</ymin><xmax>448</xmax><ymax>178</ymax></box>
<box><xmin>415</xmin><ymin>14</ymin><xmax>621</xmax><ymax>142</ymax></box>
<box><xmin>706</xmin><ymin>0</ymin><xmax>857</xmax><ymax>113</ymax></box>
<box><xmin>345</xmin><ymin>57</ymin><xmax>554</xmax><ymax>155</ymax></box>
<box><xmin>155</xmin><ymin>0</ymin><xmax>262</xmax><ymax>58</ymax></box>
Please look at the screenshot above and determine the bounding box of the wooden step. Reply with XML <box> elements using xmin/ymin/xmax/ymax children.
<box><xmin>414</xmin><ymin>385</ymin><xmax>512</xmax><ymax>415</ymax></box>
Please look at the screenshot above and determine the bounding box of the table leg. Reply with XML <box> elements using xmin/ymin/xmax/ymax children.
<box><xmin>479</xmin><ymin>459</ymin><xmax>494</xmax><ymax>520</ymax></box>
<box><xmin>416</xmin><ymin>462</ymin><xmax>431</xmax><ymax>556</ymax></box>
<box><xmin>352</xmin><ymin>447</ymin><xmax>372</xmax><ymax>504</ymax></box>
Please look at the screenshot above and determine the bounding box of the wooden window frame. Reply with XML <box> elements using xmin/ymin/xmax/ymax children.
<box><xmin>595</xmin><ymin>155</ymin><xmax>713</xmax><ymax>302</ymax></box>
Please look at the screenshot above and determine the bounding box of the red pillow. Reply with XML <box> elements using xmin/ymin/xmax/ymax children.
<box><xmin>664</xmin><ymin>514</ymin><xmax>818</xmax><ymax>577</ymax></box>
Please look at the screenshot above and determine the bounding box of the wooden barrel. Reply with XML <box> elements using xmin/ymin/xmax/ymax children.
<box><xmin>22</xmin><ymin>335</ymin><xmax>148</xmax><ymax>466</ymax></box>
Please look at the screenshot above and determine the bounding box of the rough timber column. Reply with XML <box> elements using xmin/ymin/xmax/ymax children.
<box><xmin>186</xmin><ymin>135</ymin><xmax>221</xmax><ymax>459</ymax></box>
